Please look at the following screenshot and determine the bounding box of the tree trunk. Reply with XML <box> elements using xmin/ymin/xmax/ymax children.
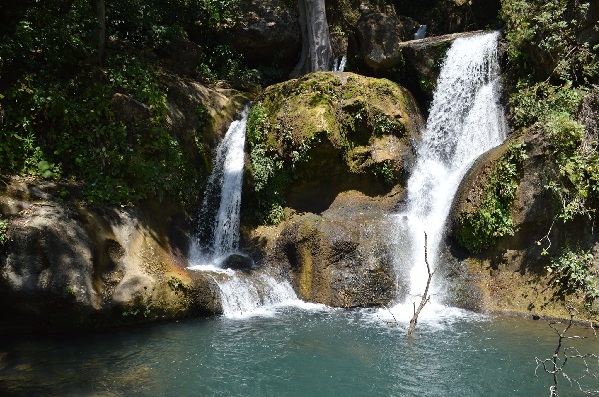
<box><xmin>292</xmin><ymin>0</ymin><xmax>333</xmax><ymax>76</ymax></box>
<box><xmin>90</xmin><ymin>0</ymin><xmax>105</xmax><ymax>66</ymax></box>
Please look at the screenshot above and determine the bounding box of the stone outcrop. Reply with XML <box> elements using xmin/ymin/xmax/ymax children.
<box><xmin>252</xmin><ymin>190</ymin><xmax>399</xmax><ymax>307</ymax></box>
<box><xmin>0</xmin><ymin>177</ymin><xmax>224</xmax><ymax>331</ymax></box>
<box><xmin>162</xmin><ymin>74</ymin><xmax>252</xmax><ymax>175</ymax></box>
<box><xmin>245</xmin><ymin>72</ymin><xmax>424</xmax><ymax>218</ymax></box>
<box><xmin>111</xmin><ymin>93</ymin><xmax>151</xmax><ymax>125</ymax></box>
<box><xmin>356</xmin><ymin>10</ymin><xmax>419</xmax><ymax>72</ymax></box>
<box><xmin>446</xmin><ymin>125</ymin><xmax>599</xmax><ymax>319</ymax></box>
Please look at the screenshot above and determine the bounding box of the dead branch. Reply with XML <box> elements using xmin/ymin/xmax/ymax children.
<box><xmin>534</xmin><ymin>307</ymin><xmax>599</xmax><ymax>396</ymax></box>
<box><xmin>407</xmin><ymin>232</ymin><xmax>436</xmax><ymax>337</ymax></box>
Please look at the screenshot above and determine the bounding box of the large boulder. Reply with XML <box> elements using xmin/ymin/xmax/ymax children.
<box><xmin>446</xmin><ymin>123</ymin><xmax>599</xmax><ymax>319</ymax></box>
<box><xmin>356</xmin><ymin>10</ymin><xmax>419</xmax><ymax>72</ymax></box>
<box><xmin>244</xmin><ymin>72</ymin><xmax>424</xmax><ymax>222</ymax></box>
<box><xmin>0</xmin><ymin>177</ymin><xmax>224</xmax><ymax>331</ymax></box>
<box><xmin>252</xmin><ymin>190</ymin><xmax>398</xmax><ymax>307</ymax></box>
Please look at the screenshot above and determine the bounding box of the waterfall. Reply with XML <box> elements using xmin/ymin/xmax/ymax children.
<box><xmin>194</xmin><ymin>106</ymin><xmax>249</xmax><ymax>262</ymax></box>
<box><xmin>189</xmin><ymin>105</ymin><xmax>298</xmax><ymax>316</ymax></box>
<box><xmin>210</xmin><ymin>271</ymin><xmax>297</xmax><ymax>318</ymax></box>
<box><xmin>393</xmin><ymin>31</ymin><xmax>507</xmax><ymax>300</ymax></box>
<box><xmin>332</xmin><ymin>55</ymin><xmax>347</xmax><ymax>72</ymax></box>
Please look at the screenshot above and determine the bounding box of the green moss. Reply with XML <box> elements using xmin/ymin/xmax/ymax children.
<box><xmin>247</xmin><ymin>72</ymin><xmax>419</xmax><ymax>224</ymax></box>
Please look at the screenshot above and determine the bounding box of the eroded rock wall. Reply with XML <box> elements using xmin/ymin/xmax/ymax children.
<box><xmin>0</xmin><ymin>177</ymin><xmax>223</xmax><ymax>330</ymax></box>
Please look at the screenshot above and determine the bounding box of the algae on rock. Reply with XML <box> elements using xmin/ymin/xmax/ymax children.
<box><xmin>245</xmin><ymin>72</ymin><xmax>423</xmax><ymax>223</ymax></box>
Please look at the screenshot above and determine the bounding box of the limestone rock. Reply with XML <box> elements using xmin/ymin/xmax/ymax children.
<box><xmin>245</xmin><ymin>72</ymin><xmax>424</xmax><ymax>218</ymax></box>
<box><xmin>0</xmin><ymin>177</ymin><xmax>222</xmax><ymax>331</ymax></box>
<box><xmin>254</xmin><ymin>191</ymin><xmax>399</xmax><ymax>307</ymax></box>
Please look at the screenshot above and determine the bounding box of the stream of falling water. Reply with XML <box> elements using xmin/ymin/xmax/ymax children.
<box><xmin>392</xmin><ymin>31</ymin><xmax>507</xmax><ymax>308</ymax></box>
<box><xmin>188</xmin><ymin>106</ymin><xmax>297</xmax><ymax>317</ymax></box>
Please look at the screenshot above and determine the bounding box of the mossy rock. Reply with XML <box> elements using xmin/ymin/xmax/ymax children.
<box><xmin>245</xmin><ymin>72</ymin><xmax>423</xmax><ymax>222</ymax></box>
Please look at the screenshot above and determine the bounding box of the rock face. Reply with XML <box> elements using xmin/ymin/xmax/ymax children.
<box><xmin>245</xmin><ymin>72</ymin><xmax>424</xmax><ymax>221</ymax></box>
<box><xmin>227</xmin><ymin>0</ymin><xmax>301</xmax><ymax>68</ymax></box>
<box><xmin>446</xmin><ymin>125</ymin><xmax>599</xmax><ymax>318</ymax></box>
<box><xmin>111</xmin><ymin>93</ymin><xmax>151</xmax><ymax>124</ymax></box>
<box><xmin>0</xmin><ymin>177</ymin><xmax>224</xmax><ymax>330</ymax></box>
<box><xmin>163</xmin><ymin>74</ymin><xmax>251</xmax><ymax>175</ymax></box>
<box><xmin>253</xmin><ymin>191</ymin><xmax>398</xmax><ymax>307</ymax></box>
<box><xmin>356</xmin><ymin>10</ymin><xmax>419</xmax><ymax>72</ymax></box>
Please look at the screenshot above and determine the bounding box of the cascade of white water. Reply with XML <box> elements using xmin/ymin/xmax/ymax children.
<box><xmin>394</xmin><ymin>31</ymin><xmax>507</xmax><ymax>300</ymax></box>
<box><xmin>192</xmin><ymin>106</ymin><xmax>248</xmax><ymax>263</ymax></box>
<box><xmin>188</xmin><ymin>106</ymin><xmax>299</xmax><ymax>316</ymax></box>
<box><xmin>213</xmin><ymin>271</ymin><xmax>297</xmax><ymax>317</ymax></box>
<box><xmin>332</xmin><ymin>55</ymin><xmax>347</xmax><ymax>72</ymax></box>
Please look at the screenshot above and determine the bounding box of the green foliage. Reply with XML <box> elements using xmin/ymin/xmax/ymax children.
<box><xmin>373</xmin><ymin>114</ymin><xmax>403</xmax><ymax>136</ymax></box>
<box><xmin>509</xmin><ymin>82</ymin><xmax>586</xmax><ymax>128</ymax></box>
<box><xmin>246</xmin><ymin>103</ymin><xmax>290</xmax><ymax>224</ymax></box>
<box><xmin>456</xmin><ymin>141</ymin><xmax>527</xmax><ymax>253</ymax></box>
<box><xmin>544</xmin><ymin>108</ymin><xmax>599</xmax><ymax>221</ymax></box>
<box><xmin>502</xmin><ymin>0</ymin><xmax>599</xmax><ymax>226</ymax></box>
<box><xmin>196</xmin><ymin>44</ymin><xmax>260</xmax><ymax>87</ymax></box>
<box><xmin>501</xmin><ymin>0</ymin><xmax>599</xmax><ymax>85</ymax></box>
<box><xmin>0</xmin><ymin>49</ymin><xmax>198</xmax><ymax>205</ymax></box>
<box><xmin>0</xmin><ymin>1</ymin><xmax>223</xmax><ymax>206</ymax></box>
<box><xmin>547</xmin><ymin>249</ymin><xmax>599</xmax><ymax>305</ymax></box>
<box><xmin>0</xmin><ymin>217</ymin><xmax>8</xmax><ymax>245</ymax></box>
<box><xmin>371</xmin><ymin>159</ymin><xmax>396</xmax><ymax>187</ymax></box>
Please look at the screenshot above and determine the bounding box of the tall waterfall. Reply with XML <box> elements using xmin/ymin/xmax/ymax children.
<box><xmin>195</xmin><ymin>106</ymin><xmax>248</xmax><ymax>262</ymax></box>
<box><xmin>189</xmin><ymin>106</ymin><xmax>297</xmax><ymax>317</ymax></box>
<box><xmin>394</xmin><ymin>31</ymin><xmax>507</xmax><ymax>300</ymax></box>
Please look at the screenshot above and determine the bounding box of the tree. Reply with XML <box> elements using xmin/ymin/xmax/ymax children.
<box><xmin>90</xmin><ymin>0</ymin><xmax>105</xmax><ymax>66</ymax></box>
<box><xmin>292</xmin><ymin>0</ymin><xmax>333</xmax><ymax>76</ymax></box>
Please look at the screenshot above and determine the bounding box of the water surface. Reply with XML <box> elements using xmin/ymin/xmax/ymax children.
<box><xmin>1</xmin><ymin>306</ymin><xmax>597</xmax><ymax>396</ymax></box>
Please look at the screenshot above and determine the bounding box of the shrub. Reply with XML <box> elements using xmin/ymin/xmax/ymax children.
<box><xmin>548</xmin><ymin>249</ymin><xmax>599</xmax><ymax>305</ymax></box>
<box><xmin>455</xmin><ymin>140</ymin><xmax>527</xmax><ymax>253</ymax></box>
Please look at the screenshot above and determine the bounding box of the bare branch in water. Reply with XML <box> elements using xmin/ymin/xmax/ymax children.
<box><xmin>407</xmin><ymin>232</ymin><xmax>436</xmax><ymax>337</ymax></box>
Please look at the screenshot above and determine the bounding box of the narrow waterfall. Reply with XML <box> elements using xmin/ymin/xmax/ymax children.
<box><xmin>394</xmin><ymin>31</ymin><xmax>507</xmax><ymax>300</ymax></box>
<box><xmin>189</xmin><ymin>106</ymin><xmax>297</xmax><ymax>316</ymax></box>
<box><xmin>193</xmin><ymin>106</ymin><xmax>248</xmax><ymax>263</ymax></box>
<box><xmin>332</xmin><ymin>55</ymin><xmax>347</xmax><ymax>72</ymax></box>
